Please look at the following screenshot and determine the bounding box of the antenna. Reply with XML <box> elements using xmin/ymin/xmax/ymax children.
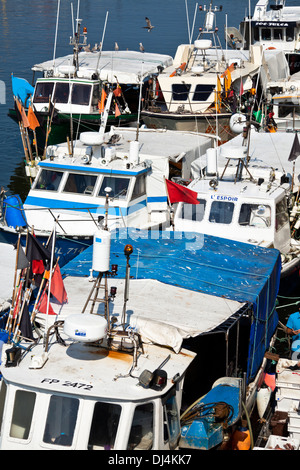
<box><xmin>52</xmin><ymin>0</ymin><xmax>61</xmax><ymax>68</ymax></box>
<box><xmin>96</xmin><ymin>11</ymin><xmax>109</xmax><ymax>73</ymax></box>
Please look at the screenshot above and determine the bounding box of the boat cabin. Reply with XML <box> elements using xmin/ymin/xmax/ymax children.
<box><xmin>33</xmin><ymin>76</ymin><xmax>101</xmax><ymax>115</ymax></box>
<box><xmin>173</xmin><ymin>177</ymin><xmax>291</xmax><ymax>254</ymax></box>
<box><xmin>22</xmin><ymin>128</ymin><xmax>211</xmax><ymax>236</ymax></box>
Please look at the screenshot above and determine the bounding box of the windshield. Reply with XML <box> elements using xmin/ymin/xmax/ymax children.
<box><xmin>98</xmin><ymin>176</ymin><xmax>130</xmax><ymax>199</ymax></box>
<box><xmin>33</xmin><ymin>82</ymin><xmax>54</xmax><ymax>103</ymax></box>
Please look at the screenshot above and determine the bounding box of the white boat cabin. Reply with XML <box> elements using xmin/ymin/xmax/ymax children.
<box><xmin>32</xmin><ymin>75</ymin><xmax>101</xmax><ymax>116</ymax></box>
<box><xmin>173</xmin><ymin>144</ymin><xmax>292</xmax><ymax>255</ymax></box>
<box><xmin>228</xmin><ymin>0</ymin><xmax>300</xmax><ymax>74</ymax></box>
<box><xmin>23</xmin><ymin>127</ymin><xmax>211</xmax><ymax>236</ymax></box>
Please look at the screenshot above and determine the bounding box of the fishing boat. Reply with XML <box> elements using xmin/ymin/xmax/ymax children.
<box><xmin>226</xmin><ymin>0</ymin><xmax>300</xmax><ymax>75</ymax></box>
<box><xmin>171</xmin><ymin>128</ymin><xmax>300</xmax><ymax>291</ymax></box>
<box><xmin>0</xmin><ymin>122</ymin><xmax>212</xmax><ymax>266</ymax></box>
<box><xmin>8</xmin><ymin>10</ymin><xmax>173</xmax><ymax>153</ymax></box>
<box><xmin>141</xmin><ymin>2</ymin><xmax>262</xmax><ymax>143</ymax></box>
<box><xmin>0</xmin><ymin>227</ymin><xmax>281</xmax><ymax>450</ymax></box>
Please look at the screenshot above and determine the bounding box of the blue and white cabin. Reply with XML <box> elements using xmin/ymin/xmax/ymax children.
<box><xmin>23</xmin><ymin>127</ymin><xmax>212</xmax><ymax>237</ymax></box>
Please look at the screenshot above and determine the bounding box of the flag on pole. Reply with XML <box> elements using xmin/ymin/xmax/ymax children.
<box><xmin>98</xmin><ymin>89</ymin><xmax>107</xmax><ymax>113</ymax></box>
<box><xmin>27</xmin><ymin>105</ymin><xmax>40</xmax><ymax>130</ymax></box>
<box><xmin>50</xmin><ymin>264</ymin><xmax>68</xmax><ymax>304</ymax></box>
<box><xmin>165</xmin><ymin>179</ymin><xmax>199</xmax><ymax>205</ymax></box>
<box><xmin>37</xmin><ymin>289</ymin><xmax>55</xmax><ymax>315</ymax></box>
<box><xmin>288</xmin><ymin>133</ymin><xmax>300</xmax><ymax>162</ymax></box>
<box><xmin>115</xmin><ymin>103</ymin><xmax>121</xmax><ymax>117</ymax></box>
<box><xmin>26</xmin><ymin>232</ymin><xmax>52</xmax><ymax>274</ymax></box>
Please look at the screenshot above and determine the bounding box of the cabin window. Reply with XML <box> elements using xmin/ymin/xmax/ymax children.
<box><xmin>88</xmin><ymin>402</ymin><xmax>121</xmax><ymax>450</ymax></box>
<box><xmin>276</xmin><ymin>198</ymin><xmax>289</xmax><ymax>231</ymax></box>
<box><xmin>9</xmin><ymin>390</ymin><xmax>36</xmax><ymax>440</ymax></box>
<box><xmin>180</xmin><ymin>199</ymin><xmax>206</xmax><ymax>221</ymax></box>
<box><xmin>127</xmin><ymin>403</ymin><xmax>153</xmax><ymax>450</ymax></box>
<box><xmin>98</xmin><ymin>176</ymin><xmax>130</xmax><ymax>199</ymax></box>
<box><xmin>278</xmin><ymin>103</ymin><xmax>300</xmax><ymax>118</ymax></box>
<box><xmin>209</xmin><ymin>201</ymin><xmax>234</xmax><ymax>224</ymax></box>
<box><xmin>286</xmin><ymin>26</ymin><xmax>294</xmax><ymax>42</ymax></box>
<box><xmin>71</xmin><ymin>83</ymin><xmax>92</xmax><ymax>106</ymax></box>
<box><xmin>131</xmin><ymin>174</ymin><xmax>146</xmax><ymax>200</ymax></box>
<box><xmin>43</xmin><ymin>395</ymin><xmax>79</xmax><ymax>446</ymax></box>
<box><xmin>92</xmin><ymin>85</ymin><xmax>100</xmax><ymax>106</ymax></box>
<box><xmin>53</xmin><ymin>82</ymin><xmax>70</xmax><ymax>104</ymax></box>
<box><xmin>63</xmin><ymin>173</ymin><xmax>97</xmax><ymax>195</ymax></box>
<box><xmin>34</xmin><ymin>169</ymin><xmax>63</xmax><ymax>191</ymax></box>
<box><xmin>163</xmin><ymin>395</ymin><xmax>180</xmax><ymax>450</ymax></box>
<box><xmin>192</xmin><ymin>84</ymin><xmax>215</xmax><ymax>101</ymax></box>
<box><xmin>33</xmin><ymin>82</ymin><xmax>54</xmax><ymax>103</ymax></box>
<box><xmin>273</xmin><ymin>28</ymin><xmax>283</xmax><ymax>40</ymax></box>
<box><xmin>172</xmin><ymin>84</ymin><xmax>191</xmax><ymax>101</ymax></box>
<box><xmin>261</xmin><ymin>28</ymin><xmax>271</xmax><ymax>41</ymax></box>
<box><xmin>238</xmin><ymin>203</ymin><xmax>271</xmax><ymax>228</ymax></box>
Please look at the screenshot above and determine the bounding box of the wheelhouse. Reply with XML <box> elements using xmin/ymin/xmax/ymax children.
<box><xmin>32</xmin><ymin>77</ymin><xmax>101</xmax><ymax>114</ymax></box>
<box><xmin>24</xmin><ymin>164</ymin><xmax>150</xmax><ymax>235</ymax></box>
<box><xmin>0</xmin><ymin>379</ymin><xmax>181</xmax><ymax>450</ymax></box>
<box><xmin>174</xmin><ymin>180</ymin><xmax>291</xmax><ymax>253</ymax></box>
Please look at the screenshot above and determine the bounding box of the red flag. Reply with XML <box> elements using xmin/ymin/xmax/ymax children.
<box><xmin>113</xmin><ymin>86</ymin><xmax>122</xmax><ymax>97</ymax></box>
<box><xmin>50</xmin><ymin>264</ymin><xmax>68</xmax><ymax>304</ymax></box>
<box><xmin>165</xmin><ymin>179</ymin><xmax>199</xmax><ymax>205</ymax></box>
<box><xmin>37</xmin><ymin>290</ymin><xmax>55</xmax><ymax>315</ymax></box>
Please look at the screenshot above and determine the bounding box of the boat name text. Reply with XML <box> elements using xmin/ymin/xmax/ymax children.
<box><xmin>41</xmin><ymin>378</ymin><xmax>93</xmax><ymax>390</ymax></box>
<box><xmin>210</xmin><ymin>194</ymin><xmax>238</xmax><ymax>202</ymax></box>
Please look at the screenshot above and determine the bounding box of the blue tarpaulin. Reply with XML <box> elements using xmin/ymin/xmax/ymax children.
<box><xmin>63</xmin><ymin>229</ymin><xmax>281</xmax><ymax>382</ymax></box>
<box><xmin>11</xmin><ymin>75</ymin><xmax>34</xmax><ymax>106</ymax></box>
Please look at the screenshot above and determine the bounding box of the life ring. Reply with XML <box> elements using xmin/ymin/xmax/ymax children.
<box><xmin>169</xmin><ymin>62</ymin><xmax>186</xmax><ymax>77</ymax></box>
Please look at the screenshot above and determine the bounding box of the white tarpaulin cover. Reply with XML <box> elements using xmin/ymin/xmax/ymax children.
<box><xmin>32</xmin><ymin>50</ymin><xmax>173</xmax><ymax>83</ymax></box>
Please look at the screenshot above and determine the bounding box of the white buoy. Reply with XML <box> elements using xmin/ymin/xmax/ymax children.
<box><xmin>64</xmin><ymin>314</ymin><xmax>108</xmax><ymax>342</ymax></box>
<box><xmin>92</xmin><ymin>229</ymin><xmax>111</xmax><ymax>272</ymax></box>
<box><xmin>257</xmin><ymin>387</ymin><xmax>272</xmax><ymax>419</ymax></box>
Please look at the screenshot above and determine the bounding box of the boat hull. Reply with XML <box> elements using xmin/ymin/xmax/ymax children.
<box><xmin>141</xmin><ymin>110</ymin><xmax>234</xmax><ymax>143</ymax></box>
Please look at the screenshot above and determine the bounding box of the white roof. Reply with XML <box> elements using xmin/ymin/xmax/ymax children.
<box><xmin>32</xmin><ymin>50</ymin><xmax>173</xmax><ymax>84</ymax></box>
<box><xmin>36</xmin><ymin>276</ymin><xmax>245</xmax><ymax>353</ymax></box>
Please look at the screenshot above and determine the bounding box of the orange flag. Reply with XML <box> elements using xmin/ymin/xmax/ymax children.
<box><xmin>115</xmin><ymin>103</ymin><xmax>121</xmax><ymax>117</ymax></box>
<box><xmin>17</xmin><ymin>100</ymin><xmax>30</xmax><ymax>127</ymax></box>
<box><xmin>98</xmin><ymin>89</ymin><xmax>107</xmax><ymax>113</ymax></box>
<box><xmin>113</xmin><ymin>86</ymin><xmax>122</xmax><ymax>97</ymax></box>
<box><xmin>27</xmin><ymin>105</ymin><xmax>40</xmax><ymax>130</ymax></box>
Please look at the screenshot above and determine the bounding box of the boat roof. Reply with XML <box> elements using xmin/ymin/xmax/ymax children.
<box><xmin>187</xmin><ymin>175</ymin><xmax>285</xmax><ymax>202</ymax></box>
<box><xmin>252</xmin><ymin>0</ymin><xmax>300</xmax><ymax>23</ymax></box>
<box><xmin>192</xmin><ymin>131</ymin><xmax>300</xmax><ymax>190</ymax></box>
<box><xmin>2</xmin><ymin>333</ymin><xmax>196</xmax><ymax>401</ymax></box>
<box><xmin>36</xmin><ymin>276</ymin><xmax>246</xmax><ymax>354</ymax></box>
<box><xmin>32</xmin><ymin>50</ymin><xmax>173</xmax><ymax>84</ymax></box>
<box><xmin>44</xmin><ymin>127</ymin><xmax>212</xmax><ymax>171</ymax></box>
<box><xmin>61</xmin><ymin>229</ymin><xmax>280</xmax><ymax>382</ymax></box>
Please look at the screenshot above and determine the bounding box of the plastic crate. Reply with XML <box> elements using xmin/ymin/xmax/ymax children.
<box><xmin>265</xmin><ymin>435</ymin><xmax>299</xmax><ymax>450</ymax></box>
